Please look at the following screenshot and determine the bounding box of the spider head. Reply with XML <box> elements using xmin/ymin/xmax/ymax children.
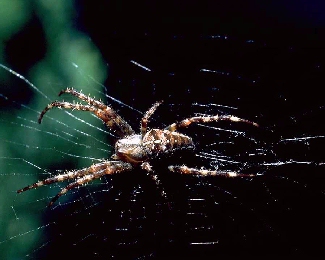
<box><xmin>113</xmin><ymin>134</ymin><xmax>147</xmax><ymax>164</ymax></box>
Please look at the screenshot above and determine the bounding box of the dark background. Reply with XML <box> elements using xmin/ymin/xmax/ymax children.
<box><xmin>1</xmin><ymin>0</ymin><xmax>325</xmax><ymax>259</ymax></box>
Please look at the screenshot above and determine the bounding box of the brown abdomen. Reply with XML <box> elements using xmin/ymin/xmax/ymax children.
<box><xmin>142</xmin><ymin>129</ymin><xmax>194</xmax><ymax>155</ymax></box>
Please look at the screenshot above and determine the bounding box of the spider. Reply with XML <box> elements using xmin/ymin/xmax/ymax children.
<box><xmin>17</xmin><ymin>88</ymin><xmax>259</xmax><ymax>206</ymax></box>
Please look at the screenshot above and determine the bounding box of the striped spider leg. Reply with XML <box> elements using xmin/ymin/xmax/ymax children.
<box><xmin>166</xmin><ymin>113</ymin><xmax>258</xmax><ymax>178</ymax></box>
<box><xmin>38</xmin><ymin>88</ymin><xmax>135</xmax><ymax>137</ymax></box>
<box><xmin>17</xmin><ymin>161</ymin><xmax>133</xmax><ymax>207</ymax></box>
<box><xmin>165</xmin><ymin>114</ymin><xmax>259</xmax><ymax>132</ymax></box>
<box><xmin>168</xmin><ymin>165</ymin><xmax>255</xmax><ymax>178</ymax></box>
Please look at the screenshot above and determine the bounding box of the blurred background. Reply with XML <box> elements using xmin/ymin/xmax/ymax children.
<box><xmin>1</xmin><ymin>0</ymin><xmax>325</xmax><ymax>259</ymax></box>
<box><xmin>0</xmin><ymin>1</ymin><xmax>108</xmax><ymax>259</ymax></box>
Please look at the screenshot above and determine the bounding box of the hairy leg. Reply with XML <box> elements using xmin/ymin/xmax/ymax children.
<box><xmin>59</xmin><ymin>88</ymin><xmax>108</xmax><ymax>109</ymax></box>
<box><xmin>39</xmin><ymin>88</ymin><xmax>135</xmax><ymax>137</ymax></box>
<box><xmin>38</xmin><ymin>101</ymin><xmax>97</xmax><ymax>123</ymax></box>
<box><xmin>17</xmin><ymin>161</ymin><xmax>132</xmax><ymax>206</ymax></box>
<box><xmin>141</xmin><ymin>100</ymin><xmax>163</xmax><ymax>137</ymax></box>
<box><xmin>17</xmin><ymin>161</ymin><xmax>124</xmax><ymax>193</ymax></box>
<box><xmin>168</xmin><ymin>165</ymin><xmax>255</xmax><ymax>178</ymax></box>
<box><xmin>141</xmin><ymin>162</ymin><xmax>167</xmax><ymax>199</ymax></box>
<box><xmin>47</xmin><ymin>161</ymin><xmax>132</xmax><ymax>206</ymax></box>
<box><xmin>165</xmin><ymin>115</ymin><xmax>259</xmax><ymax>132</ymax></box>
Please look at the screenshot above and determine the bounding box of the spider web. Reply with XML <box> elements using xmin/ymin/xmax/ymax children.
<box><xmin>1</xmin><ymin>15</ymin><xmax>325</xmax><ymax>260</ymax></box>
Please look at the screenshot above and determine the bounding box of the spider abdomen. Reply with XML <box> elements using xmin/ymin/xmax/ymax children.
<box><xmin>143</xmin><ymin>129</ymin><xmax>194</xmax><ymax>155</ymax></box>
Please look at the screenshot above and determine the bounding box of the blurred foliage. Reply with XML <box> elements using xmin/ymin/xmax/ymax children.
<box><xmin>0</xmin><ymin>0</ymin><xmax>107</xmax><ymax>259</ymax></box>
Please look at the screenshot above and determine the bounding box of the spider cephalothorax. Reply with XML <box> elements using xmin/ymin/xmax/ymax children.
<box><xmin>17</xmin><ymin>88</ymin><xmax>258</xmax><ymax>206</ymax></box>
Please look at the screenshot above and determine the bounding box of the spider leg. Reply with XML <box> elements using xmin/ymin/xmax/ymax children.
<box><xmin>38</xmin><ymin>101</ymin><xmax>98</xmax><ymax>123</ymax></box>
<box><xmin>141</xmin><ymin>162</ymin><xmax>167</xmax><ymax>199</ymax></box>
<box><xmin>17</xmin><ymin>161</ymin><xmax>121</xmax><ymax>193</ymax></box>
<box><xmin>58</xmin><ymin>88</ymin><xmax>108</xmax><ymax>109</ymax></box>
<box><xmin>39</xmin><ymin>88</ymin><xmax>135</xmax><ymax>137</ymax></box>
<box><xmin>141</xmin><ymin>100</ymin><xmax>163</xmax><ymax>137</ymax></box>
<box><xmin>168</xmin><ymin>165</ymin><xmax>255</xmax><ymax>178</ymax></box>
<box><xmin>59</xmin><ymin>88</ymin><xmax>134</xmax><ymax>136</ymax></box>
<box><xmin>48</xmin><ymin>161</ymin><xmax>132</xmax><ymax>207</ymax></box>
<box><xmin>165</xmin><ymin>115</ymin><xmax>259</xmax><ymax>132</ymax></box>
